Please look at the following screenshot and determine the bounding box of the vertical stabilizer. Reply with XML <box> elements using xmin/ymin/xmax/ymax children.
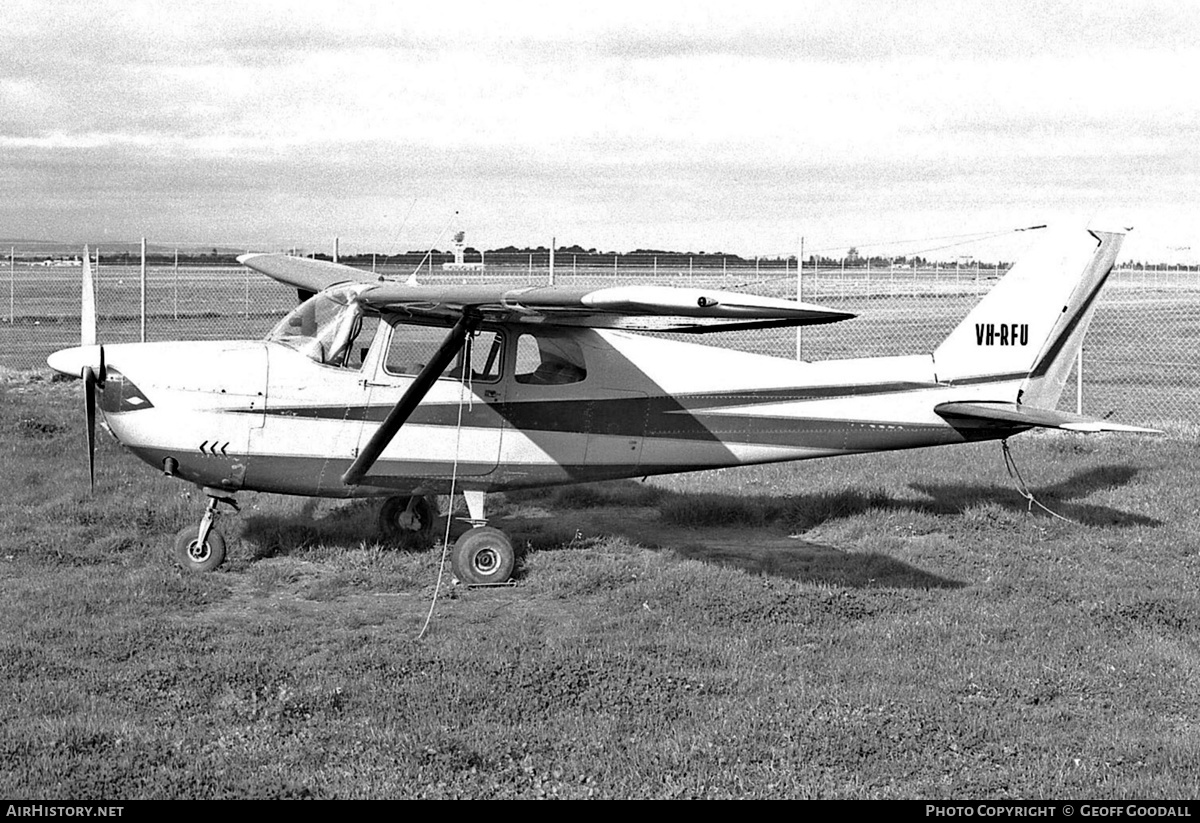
<box><xmin>81</xmin><ymin>246</ymin><xmax>97</xmax><ymax>347</ymax></box>
<box><xmin>1019</xmin><ymin>228</ymin><xmax>1124</xmax><ymax>408</ymax></box>
<box><xmin>931</xmin><ymin>225</ymin><xmax>1124</xmax><ymax>408</ymax></box>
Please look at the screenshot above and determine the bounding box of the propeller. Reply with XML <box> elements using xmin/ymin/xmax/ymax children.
<box><xmin>82</xmin><ymin>346</ymin><xmax>105</xmax><ymax>491</ymax></box>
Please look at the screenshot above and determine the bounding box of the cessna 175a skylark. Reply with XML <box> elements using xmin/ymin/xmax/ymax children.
<box><xmin>47</xmin><ymin>224</ymin><xmax>1153</xmax><ymax>585</ymax></box>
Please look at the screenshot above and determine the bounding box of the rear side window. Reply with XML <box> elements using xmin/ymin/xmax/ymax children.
<box><xmin>514</xmin><ymin>333</ymin><xmax>587</xmax><ymax>385</ymax></box>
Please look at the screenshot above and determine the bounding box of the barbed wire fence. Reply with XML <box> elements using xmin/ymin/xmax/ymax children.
<box><xmin>1</xmin><ymin>247</ymin><xmax>1196</xmax><ymax>426</ymax></box>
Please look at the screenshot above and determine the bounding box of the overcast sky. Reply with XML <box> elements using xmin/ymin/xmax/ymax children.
<box><xmin>2</xmin><ymin>0</ymin><xmax>1198</xmax><ymax>262</ymax></box>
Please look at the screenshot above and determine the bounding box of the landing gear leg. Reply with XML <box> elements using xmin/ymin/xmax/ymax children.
<box><xmin>174</xmin><ymin>491</ymin><xmax>239</xmax><ymax>573</ymax></box>
<box><xmin>451</xmin><ymin>490</ymin><xmax>515</xmax><ymax>585</ymax></box>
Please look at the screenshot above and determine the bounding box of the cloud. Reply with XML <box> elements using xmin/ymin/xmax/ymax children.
<box><xmin>1</xmin><ymin>1</ymin><xmax>1197</xmax><ymax>257</ymax></box>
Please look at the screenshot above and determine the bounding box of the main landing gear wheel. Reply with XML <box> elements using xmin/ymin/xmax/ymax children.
<box><xmin>378</xmin><ymin>494</ymin><xmax>438</xmax><ymax>550</ymax></box>
<box><xmin>173</xmin><ymin>525</ymin><xmax>226</xmax><ymax>573</ymax></box>
<box><xmin>451</xmin><ymin>526</ymin><xmax>515</xmax><ymax>585</ymax></box>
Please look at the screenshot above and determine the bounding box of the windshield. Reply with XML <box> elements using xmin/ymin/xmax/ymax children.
<box><xmin>266</xmin><ymin>285</ymin><xmax>373</xmax><ymax>367</ymax></box>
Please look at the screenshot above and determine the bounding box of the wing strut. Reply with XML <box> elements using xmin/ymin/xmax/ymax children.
<box><xmin>342</xmin><ymin>312</ymin><xmax>482</xmax><ymax>486</ymax></box>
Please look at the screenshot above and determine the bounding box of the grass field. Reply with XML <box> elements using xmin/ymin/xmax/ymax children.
<box><xmin>2</xmin><ymin>372</ymin><xmax>1198</xmax><ymax>799</ymax></box>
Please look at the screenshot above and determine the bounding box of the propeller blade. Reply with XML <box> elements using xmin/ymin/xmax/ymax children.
<box><xmin>83</xmin><ymin>366</ymin><xmax>97</xmax><ymax>492</ymax></box>
<box><xmin>81</xmin><ymin>247</ymin><xmax>97</xmax><ymax>347</ymax></box>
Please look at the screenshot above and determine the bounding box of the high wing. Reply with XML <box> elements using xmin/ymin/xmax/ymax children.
<box><xmin>238</xmin><ymin>251</ymin><xmax>855</xmax><ymax>487</ymax></box>
<box><xmin>238</xmin><ymin>252</ymin><xmax>855</xmax><ymax>332</ymax></box>
<box><xmin>935</xmin><ymin>401</ymin><xmax>1160</xmax><ymax>434</ymax></box>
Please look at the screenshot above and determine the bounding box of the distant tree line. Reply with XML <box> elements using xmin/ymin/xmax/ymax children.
<box><xmin>78</xmin><ymin>246</ymin><xmax>1191</xmax><ymax>272</ymax></box>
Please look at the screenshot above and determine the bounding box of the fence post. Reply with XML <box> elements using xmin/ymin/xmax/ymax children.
<box><xmin>796</xmin><ymin>237</ymin><xmax>804</xmax><ymax>361</ymax></box>
<box><xmin>8</xmin><ymin>246</ymin><xmax>13</xmax><ymax>324</ymax></box>
<box><xmin>173</xmin><ymin>248</ymin><xmax>179</xmax><ymax>321</ymax></box>
<box><xmin>140</xmin><ymin>237</ymin><xmax>147</xmax><ymax>343</ymax></box>
<box><xmin>1076</xmin><ymin>348</ymin><xmax>1083</xmax><ymax>414</ymax></box>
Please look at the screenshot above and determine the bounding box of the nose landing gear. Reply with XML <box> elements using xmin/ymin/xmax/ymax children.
<box><xmin>174</xmin><ymin>491</ymin><xmax>239</xmax><ymax>573</ymax></box>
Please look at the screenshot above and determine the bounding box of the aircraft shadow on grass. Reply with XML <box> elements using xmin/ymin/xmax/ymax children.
<box><xmin>503</xmin><ymin>481</ymin><xmax>966</xmax><ymax>590</ymax></box>
<box><xmin>233</xmin><ymin>462</ymin><xmax>1154</xmax><ymax>588</ymax></box>
<box><xmin>237</xmin><ymin>499</ymin><xmax>384</xmax><ymax>563</ymax></box>
<box><xmin>907</xmin><ymin>463</ymin><xmax>1159</xmax><ymax>528</ymax></box>
<box><xmin>518</xmin><ymin>462</ymin><xmax>1157</xmax><ymax>589</ymax></box>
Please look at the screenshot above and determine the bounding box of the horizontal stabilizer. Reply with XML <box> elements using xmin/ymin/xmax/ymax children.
<box><xmin>935</xmin><ymin>401</ymin><xmax>1160</xmax><ymax>433</ymax></box>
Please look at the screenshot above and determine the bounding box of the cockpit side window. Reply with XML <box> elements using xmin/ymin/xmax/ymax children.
<box><xmin>384</xmin><ymin>324</ymin><xmax>503</xmax><ymax>384</ymax></box>
<box><xmin>514</xmin><ymin>333</ymin><xmax>587</xmax><ymax>385</ymax></box>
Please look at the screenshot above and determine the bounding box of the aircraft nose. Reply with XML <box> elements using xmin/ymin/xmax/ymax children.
<box><xmin>47</xmin><ymin>345</ymin><xmax>103</xmax><ymax>377</ymax></box>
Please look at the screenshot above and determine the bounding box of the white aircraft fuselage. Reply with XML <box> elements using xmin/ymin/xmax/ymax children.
<box><xmin>67</xmin><ymin>328</ymin><xmax>1018</xmax><ymax>499</ymax></box>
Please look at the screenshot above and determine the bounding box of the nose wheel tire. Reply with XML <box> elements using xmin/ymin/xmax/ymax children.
<box><xmin>451</xmin><ymin>527</ymin><xmax>515</xmax><ymax>585</ymax></box>
<box><xmin>173</xmin><ymin>525</ymin><xmax>226</xmax><ymax>573</ymax></box>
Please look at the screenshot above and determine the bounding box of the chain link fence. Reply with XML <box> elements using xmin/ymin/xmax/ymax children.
<box><xmin>2</xmin><ymin>251</ymin><xmax>1196</xmax><ymax>426</ymax></box>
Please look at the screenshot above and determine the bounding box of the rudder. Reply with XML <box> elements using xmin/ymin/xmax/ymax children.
<box><xmin>931</xmin><ymin>225</ymin><xmax>1124</xmax><ymax>409</ymax></box>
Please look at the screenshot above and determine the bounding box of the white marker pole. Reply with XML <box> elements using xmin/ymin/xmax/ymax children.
<box><xmin>549</xmin><ymin>237</ymin><xmax>555</xmax><ymax>286</ymax></box>
<box><xmin>8</xmin><ymin>246</ymin><xmax>13</xmax><ymax>324</ymax></box>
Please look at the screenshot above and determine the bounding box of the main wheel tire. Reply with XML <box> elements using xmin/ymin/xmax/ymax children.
<box><xmin>378</xmin><ymin>495</ymin><xmax>438</xmax><ymax>550</ymax></box>
<box><xmin>451</xmin><ymin>527</ymin><xmax>515</xmax><ymax>585</ymax></box>
<box><xmin>173</xmin><ymin>525</ymin><xmax>226</xmax><ymax>573</ymax></box>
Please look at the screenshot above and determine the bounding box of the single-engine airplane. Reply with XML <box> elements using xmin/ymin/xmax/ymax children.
<box><xmin>47</xmin><ymin>223</ymin><xmax>1154</xmax><ymax>584</ymax></box>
